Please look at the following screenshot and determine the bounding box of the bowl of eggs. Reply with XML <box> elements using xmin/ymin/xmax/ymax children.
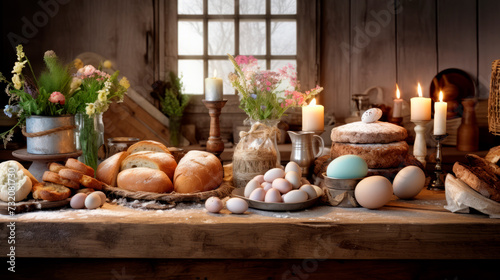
<box><xmin>232</xmin><ymin>162</ymin><xmax>323</xmax><ymax>211</ymax></box>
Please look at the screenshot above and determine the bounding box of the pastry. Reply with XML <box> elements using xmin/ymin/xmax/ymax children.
<box><xmin>32</xmin><ymin>182</ymin><xmax>71</xmax><ymax>201</ymax></box>
<box><xmin>174</xmin><ymin>150</ymin><xmax>223</xmax><ymax>193</ymax></box>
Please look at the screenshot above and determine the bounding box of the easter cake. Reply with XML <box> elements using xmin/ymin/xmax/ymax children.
<box><xmin>330</xmin><ymin>141</ymin><xmax>409</xmax><ymax>169</ymax></box>
<box><xmin>330</xmin><ymin>121</ymin><xmax>407</xmax><ymax>144</ymax></box>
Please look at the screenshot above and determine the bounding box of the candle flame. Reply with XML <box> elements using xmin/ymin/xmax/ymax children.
<box><xmin>439</xmin><ymin>91</ymin><xmax>444</xmax><ymax>102</ymax></box>
<box><xmin>417</xmin><ymin>83</ymin><xmax>423</xmax><ymax>97</ymax></box>
<box><xmin>213</xmin><ymin>69</ymin><xmax>217</xmax><ymax>78</ymax></box>
<box><xmin>396</xmin><ymin>84</ymin><xmax>400</xmax><ymax>99</ymax></box>
<box><xmin>309</xmin><ymin>98</ymin><xmax>317</xmax><ymax>106</ymax></box>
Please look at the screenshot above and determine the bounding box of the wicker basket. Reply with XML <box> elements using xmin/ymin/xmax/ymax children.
<box><xmin>488</xmin><ymin>59</ymin><xmax>500</xmax><ymax>135</ymax></box>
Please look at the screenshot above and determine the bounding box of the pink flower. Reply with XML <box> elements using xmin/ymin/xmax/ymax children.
<box><xmin>49</xmin><ymin>91</ymin><xmax>65</xmax><ymax>105</ymax></box>
<box><xmin>78</xmin><ymin>65</ymin><xmax>96</xmax><ymax>77</ymax></box>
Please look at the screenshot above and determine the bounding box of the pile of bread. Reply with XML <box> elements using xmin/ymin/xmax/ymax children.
<box><xmin>97</xmin><ymin>140</ymin><xmax>223</xmax><ymax>193</ymax></box>
<box><xmin>452</xmin><ymin>147</ymin><xmax>500</xmax><ymax>202</ymax></box>
<box><xmin>0</xmin><ymin>158</ymin><xmax>105</xmax><ymax>203</ymax></box>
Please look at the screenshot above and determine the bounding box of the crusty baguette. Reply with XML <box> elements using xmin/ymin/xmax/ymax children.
<box><xmin>48</xmin><ymin>162</ymin><xmax>66</xmax><ymax>173</ymax></box>
<box><xmin>465</xmin><ymin>154</ymin><xmax>500</xmax><ymax>177</ymax></box>
<box><xmin>96</xmin><ymin>151</ymin><xmax>129</xmax><ymax>187</ymax></box>
<box><xmin>120</xmin><ymin>151</ymin><xmax>177</xmax><ymax>181</ymax></box>
<box><xmin>32</xmin><ymin>182</ymin><xmax>71</xmax><ymax>201</ymax></box>
<box><xmin>126</xmin><ymin>140</ymin><xmax>171</xmax><ymax>155</ymax></box>
<box><xmin>42</xmin><ymin>171</ymin><xmax>80</xmax><ymax>190</ymax></box>
<box><xmin>117</xmin><ymin>167</ymin><xmax>173</xmax><ymax>193</ymax></box>
<box><xmin>173</xmin><ymin>150</ymin><xmax>223</xmax><ymax>193</ymax></box>
<box><xmin>58</xmin><ymin>169</ymin><xmax>103</xmax><ymax>190</ymax></box>
<box><xmin>453</xmin><ymin>162</ymin><xmax>500</xmax><ymax>202</ymax></box>
<box><xmin>65</xmin><ymin>158</ymin><xmax>94</xmax><ymax>177</ymax></box>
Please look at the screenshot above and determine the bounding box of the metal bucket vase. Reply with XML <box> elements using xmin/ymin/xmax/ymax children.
<box><xmin>25</xmin><ymin>115</ymin><xmax>77</xmax><ymax>154</ymax></box>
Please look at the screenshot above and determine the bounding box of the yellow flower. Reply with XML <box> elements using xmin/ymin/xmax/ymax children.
<box><xmin>11</xmin><ymin>61</ymin><xmax>27</xmax><ymax>74</ymax></box>
<box><xmin>103</xmin><ymin>60</ymin><xmax>113</xmax><ymax>69</ymax></box>
<box><xmin>85</xmin><ymin>103</ymin><xmax>95</xmax><ymax>116</ymax></box>
<box><xmin>16</xmin><ymin>45</ymin><xmax>25</xmax><ymax>61</ymax></box>
<box><xmin>70</xmin><ymin>77</ymin><xmax>82</xmax><ymax>91</ymax></box>
<box><xmin>97</xmin><ymin>90</ymin><xmax>107</xmax><ymax>102</ymax></box>
<box><xmin>119</xmin><ymin>77</ymin><xmax>130</xmax><ymax>89</ymax></box>
<box><xmin>12</xmin><ymin>74</ymin><xmax>22</xmax><ymax>90</ymax></box>
<box><xmin>74</xmin><ymin>58</ymin><xmax>84</xmax><ymax>70</ymax></box>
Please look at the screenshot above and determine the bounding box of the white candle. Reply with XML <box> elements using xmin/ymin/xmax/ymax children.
<box><xmin>434</xmin><ymin>91</ymin><xmax>447</xmax><ymax>135</ymax></box>
<box><xmin>393</xmin><ymin>84</ymin><xmax>403</xmax><ymax>118</ymax></box>
<box><xmin>302</xmin><ymin>98</ymin><xmax>324</xmax><ymax>131</ymax></box>
<box><xmin>205</xmin><ymin>69</ymin><xmax>223</xmax><ymax>101</ymax></box>
<box><xmin>410</xmin><ymin>83</ymin><xmax>431</xmax><ymax>121</ymax></box>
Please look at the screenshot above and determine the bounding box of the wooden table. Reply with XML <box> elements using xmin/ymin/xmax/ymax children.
<box><xmin>1</xmin><ymin>189</ymin><xmax>499</xmax><ymax>279</ymax></box>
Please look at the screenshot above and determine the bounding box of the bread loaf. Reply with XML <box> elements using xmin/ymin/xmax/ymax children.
<box><xmin>42</xmin><ymin>171</ymin><xmax>80</xmax><ymax>190</ymax></box>
<box><xmin>97</xmin><ymin>151</ymin><xmax>130</xmax><ymax>187</ymax></box>
<box><xmin>59</xmin><ymin>168</ymin><xmax>103</xmax><ymax>190</ymax></box>
<box><xmin>174</xmin><ymin>150</ymin><xmax>223</xmax><ymax>193</ymax></box>
<box><xmin>117</xmin><ymin>167</ymin><xmax>173</xmax><ymax>193</ymax></box>
<box><xmin>127</xmin><ymin>140</ymin><xmax>171</xmax><ymax>155</ymax></box>
<box><xmin>453</xmin><ymin>162</ymin><xmax>500</xmax><ymax>202</ymax></box>
<box><xmin>485</xmin><ymin>145</ymin><xmax>500</xmax><ymax>164</ymax></box>
<box><xmin>0</xmin><ymin>161</ymin><xmax>33</xmax><ymax>202</ymax></box>
<box><xmin>32</xmin><ymin>182</ymin><xmax>71</xmax><ymax>201</ymax></box>
<box><xmin>66</xmin><ymin>158</ymin><xmax>94</xmax><ymax>177</ymax></box>
<box><xmin>120</xmin><ymin>151</ymin><xmax>177</xmax><ymax>180</ymax></box>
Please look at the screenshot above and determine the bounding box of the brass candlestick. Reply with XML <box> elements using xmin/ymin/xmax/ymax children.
<box><xmin>202</xmin><ymin>99</ymin><xmax>227</xmax><ymax>157</ymax></box>
<box><xmin>429</xmin><ymin>133</ymin><xmax>448</xmax><ymax>190</ymax></box>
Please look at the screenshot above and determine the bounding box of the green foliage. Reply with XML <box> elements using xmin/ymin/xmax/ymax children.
<box><xmin>160</xmin><ymin>72</ymin><xmax>190</xmax><ymax>118</ymax></box>
<box><xmin>37</xmin><ymin>54</ymin><xmax>73</xmax><ymax>97</ymax></box>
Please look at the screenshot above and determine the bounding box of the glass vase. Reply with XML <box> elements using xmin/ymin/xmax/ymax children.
<box><xmin>232</xmin><ymin>118</ymin><xmax>281</xmax><ymax>188</ymax></box>
<box><xmin>76</xmin><ymin>112</ymin><xmax>104</xmax><ymax>173</ymax></box>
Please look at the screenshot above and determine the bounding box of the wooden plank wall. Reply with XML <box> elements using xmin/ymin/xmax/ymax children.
<box><xmin>320</xmin><ymin>0</ymin><xmax>500</xmax><ymax>121</ymax></box>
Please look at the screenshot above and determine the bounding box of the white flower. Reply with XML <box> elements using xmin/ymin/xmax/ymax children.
<box><xmin>12</xmin><ymin>74</ymin><xmax>22</xmax><ymax>90</ymax></box>
<box><xmin>11</xmin><ymin>61</ymin><xmax>27</xmax><ymax>74</ymax></box>
<box><xmin>70</xmin><ymin>77</ymin><xmax>82</xmax><ymax>92</ymax></box>
<box><xmin>85</xmin><ymin>103</ymin><xmax>95</xmax><ymax>116</ymax></box>
<box><xmin>97</xmin><ymin>90</ymin><xmax>107</xmax><ymax>102</ymax></box>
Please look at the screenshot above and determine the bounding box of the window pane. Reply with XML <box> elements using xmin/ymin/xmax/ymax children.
<box><xmin>179</xmin><ymin>60</ymin><xmax>204</xmax><ymax>94</ymax></box>
<box><xmin>239</xmin><ymin>21</ymin><xmax>266</xmax><ymax>55</ymax></box>
<box><xmin>240</xmin><ymin>0</ymin><xmax>265</xmax><ymax>14</ymax></box>
<box><xmin>178</xmin><ymin>0</ymin><xmax>203</xmax><ymax>14</ymax></box>
<box><xmin>208</xmin><ymin>20</ymin><xmax>235</xmax><ymax>55</ymax></box>
<box><xmin>208</xmin><ymin>0</ymin><xmax>234</xmax><ymax>14</ymax></box>
<box><xmin>178</xmin><ymin>21</ymin><xmax>203</xmax><ymax>55</ymax></box>
<box><xmin>271</xmin><ymin>20</ymin><xmax>296</xmax><ymax>55</ymax></box>
<box><xmin>271</xmin><ymin>0</ymin><xmax>297</xmax><ymax>14</ymax></box>
<box><xmin>209</xmin><ymin>60</ymin><xmax>235</xmax><ymax>95</ymax></box>
<box><xmin>271</xmin><ymin>59</ymin><xmax>296</xmax><ymax>72</ymax></box>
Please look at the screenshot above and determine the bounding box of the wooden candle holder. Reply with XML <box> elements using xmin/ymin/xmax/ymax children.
<box><xmin>202</xmin><ymin>99</ymin><xmax>227</xmax><ymax>157</ymax></box>
<box><xmin>412</xmin><ymin>120</ymin><xmax>430</xmax><ymax>167</ymax></box>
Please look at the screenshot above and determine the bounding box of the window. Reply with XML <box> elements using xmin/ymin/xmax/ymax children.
<box><xmin>177</xmin><ymin>0</ymin><xmax>298</xmax><ymax>95</ymax></box>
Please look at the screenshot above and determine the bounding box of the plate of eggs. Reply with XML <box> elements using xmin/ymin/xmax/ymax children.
<box><xmin>232</xmin><ymin>162</ymin><xmax>323</xmax><ymax>211</ymax></box>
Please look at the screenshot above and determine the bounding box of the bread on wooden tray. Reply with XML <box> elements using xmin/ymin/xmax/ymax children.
<box><xmin>174</xmin><ymin>150</ymin><xmax>223</xmax><ymax>193</ymax></box>
<box><xmin>453</xmin><ymin>161</ymin><xmax>500</xmax><ymax>202</ymax></box>
<box><xmin>127</xmin><ymin>140</ymin><xmax>171</xmax><ymax>155</ymax></box>
<box><xmin>66</xmin><ymin>158</ymin><xmax>94</xmax><ymax>177</ymax></box>
<box><xmin>97</xmin><ymin>151</ymin><xmax>130</xmax><ymax>187</ymax></box>
<box><xmin>117</xmin><ymin>167</ymin><xmax>173</xmax><ymax>193</ymax></box>
<box><xmin>32</xmin><ymin>182</ymin><xmax>71</xmax><ymax>201</ymax></box>
<box><xmin>120</xmin><ymin>151</ymin><xmax>177</xmax><ymax>180</ymax></box>
<box><xmin>42</xmin><ymin>171</ymin><xmax>80</xmax><ymax>190</ymax></box>
<box><xmin>0</xmin><ymin>160</ymin><xmax>33</xmax><ymax>202</ymax></box>
<box><xmin>58</xmin><ymin>168</ymin><xmax>103</xmax><ymax>190</ymax></box>
<box><xmin>48</xmin><ymin>162</ymin><xmax>66</xmax><ymax>173</ymax></box>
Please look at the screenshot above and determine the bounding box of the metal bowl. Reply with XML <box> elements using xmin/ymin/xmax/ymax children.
<box><xmin>322</xmin><ymin>173</ymin><xmax>362</xmax><ymax>190</ymax></box>
<box><xmin>322</xmin><ymin>173</ymin><xmax>362</xmax><ymax>207</ymax></box>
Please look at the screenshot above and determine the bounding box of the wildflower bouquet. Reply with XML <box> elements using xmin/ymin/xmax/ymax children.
<box><xmin>227</xmin><ymin>54</ymin><xmax>323</xmax><ymax>121</ymax></box>
<box><xmin>0</xmin><ymin>45</ymin><xmax>80</xmax><ymax>146</ymax></box>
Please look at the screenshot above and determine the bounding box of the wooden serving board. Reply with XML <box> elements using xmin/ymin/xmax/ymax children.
<box><xmin>0</xmin><ymin>198</ymin><xmax>71</xmax><ymax>215</ymax></box>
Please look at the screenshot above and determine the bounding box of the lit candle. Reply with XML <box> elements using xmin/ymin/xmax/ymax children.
<box><xmin>393</xmin><ymin>84</ymin><xmax>403</xmax><ymax>118</ymax></box>
<box><xmin>410</xmin><ymin>83</ymin><xmax>431</xmax><ymax>121</ymax></box>
<box><xmin>434</xmin><ymin>91</ymin><xmax>447</xmax><ymax>135</ymax></box>
<box><xmin>302</xmin><ymin>98</ymin><xmax>324</xmax><ymax>131</ymax></box>
<box><xmin>205</xmin><ymin>69</ymin><xmax>223</xmax><ymax>101</ymax></box>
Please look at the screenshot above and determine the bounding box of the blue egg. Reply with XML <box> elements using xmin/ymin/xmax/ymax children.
<box><xmin>326</xmin><ymin>155</ymin><xmax>368</xmax><ymax>179</ymax></box>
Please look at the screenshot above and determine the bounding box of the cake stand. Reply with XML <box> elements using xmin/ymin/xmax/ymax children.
<box><xmin>12</xmin><ymin>149</ymin><xmax>82</xmax><ymax>181</ymax></box>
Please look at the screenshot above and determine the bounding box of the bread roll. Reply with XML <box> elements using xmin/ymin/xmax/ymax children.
<box><xmin>0</xmin><ymin>161</ymin><xmax>33</xmax><ymax>202</ymax></box>
<box><xmin>120</xmin><ymin>151</ymin><xmax>177</xmax><ymax>180</ymax></box>
<box><xmin>117</xmin><ymin>167</ymin><xmax>173</xmax><ymax>193</ymax></box>
<box><xmin>127</xmin><ymin>140</ymin><xmax>171</xmax><ymax>155</ymax></box>
<box><xmin>174</xmin><ymin>150</ymin><xmax>223</xmax><ymax>193</ymax></box>
<box><xmin>97</xmin><ymin>151</ymin><xmax>130</xmax><ymax>187</ymax></box>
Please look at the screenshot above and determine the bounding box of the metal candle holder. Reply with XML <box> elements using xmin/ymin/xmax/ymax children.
<box><xmin>202</xmin><ymin>99</ymin><xmax>227</xmax><ymax>158</ymax></box>
<box><xmin>412</xmin><ymin>120</ymin><xmax>430</xmax><ymax>167</ymax></box>
<box><xmin>429</xmin><ymin>133</ymin><xmax>449</xmax><ymax>190</ymax></box>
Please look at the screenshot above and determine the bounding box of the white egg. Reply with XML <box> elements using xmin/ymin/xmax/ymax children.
<box><xmin>261</xmin><ymin>182</ymin><xmax>273</xmax><ymax>191</ymax></box>
<box><xmin>361</xmin><ymin>108</ymin><xmax>383</xmax><ymax>123</ymax></box>
<box><xmin>393</xmin><ymin>166</ymin><xmax>426</xmax><ymax>199</ymax></box>
<box><xmin>300</xmin><ymin>184</ymin><xmax>318</xmax><ymax>200</ymax></box>
<box><xmin>354</xmin><ymin>176</ymin><xmax>393</xmax><ymax>209</ymax></box>
<box><xmin>253</xmin><ymin>174</ymin><xmax>265</xmax><ymax>184</ymax></box>
<box><xmin>226</xmin><ymin>198</ymin><xmax>248</xmax><ymax>214</ymax></box>
<box><xmin>70</xmin><ymin>193</ymin><xmax>87</xmax><ymax>209</ymax></box>
<box><xmin>264</xmin><ymin>168</ymin><xmax>285</xmax><ymax>182</ymax></box>
<box><xmin>285</xmin><ymin>171</ymin><xmax>301</xmax><ymax>189</ymax></box>
<box><xmin>205</xmin><ymin>197</ymin><xmax>224</xmax><ymax>213</ymax></box>
<box><xmin>249</xmin><ymin>188</ymin><xmax>266</xmax><ymax>201</ymax></box>
<box><xmin>244</xmin><ymin>180</ymin><xmax>261</xmax><ymax>198</ymax></box>
<box><xmin>283</xmin><ymin>190</ymin><xmax>309</xmax><ymax>203</ymax></box>
<box><xmin>265</xmin><ymin>188</ymin><xmax>283</xmax><ymax>203</ymax></box>
<box><xmin>272</xmin><ymin>178</ymin><xmax>292</xmax><ymax>194</ymax></box>
<box><xmin>85</xmin><ymin>192</ymin><xmax>102</xmax><ymax>209</ymax></box>
<box><xmin>285</xmin><ymin>161</ymin><xmax>302</xmax><ymax>177</ymax></box>
<box><xmin>312</xmin><ymin>185</ymin><xmax>324</xmax><ymax>197</ymax></box>
<box><xmin>93</xmin><ymin>191</ymin><xmax>107</xmax><ymax>206</ymax></box>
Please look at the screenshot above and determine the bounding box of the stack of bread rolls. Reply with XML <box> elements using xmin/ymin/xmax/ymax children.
<box><xmin>97</xmin><ymin>140</ymin><xmax>223</xmax><ymax>194</ymax></box>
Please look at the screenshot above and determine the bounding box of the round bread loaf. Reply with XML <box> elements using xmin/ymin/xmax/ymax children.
<box><xmin>97</xmin><ymin>151</ymin><xmax>130</xmax><ymax>187</ymax></box>
<box><xmin>117</xmin><ymin>168</ymin><xmax>173</xmax><ymax>193</ymax></box>
<box><xmin>330</xmin><ymin>141</ymin><xmax>409</xmax><ymax>169</ymax></box>
<box><xmin>331</xmin><ymin>121</ymin><xmax>408</xmax><ymax>144</ymax></box>
<box><xmin>0</xmin><ymin>161</ymin><xmax>33</xmax><ymax>202</ymax></box>
<box><xmin>174</xmin><ymin>150</ymin><xmax>223</xmax><ymax>193</ymax></box>
<box><xmin>120</xmin><ymin>151</ymin><xmax>177</xmax><ymax>181</ymax></box>
<box><xmin>127</xmin><ymin>140</ymin><xmax>171</xmax><ymax>155</ymax></box>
